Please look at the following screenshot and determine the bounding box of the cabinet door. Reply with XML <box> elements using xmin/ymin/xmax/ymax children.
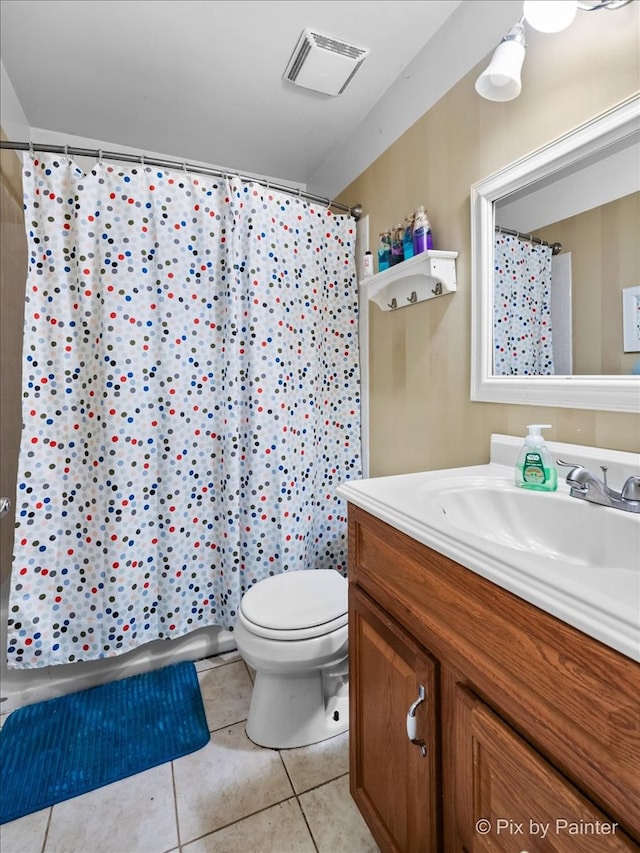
<box><xmin>349</xmin><ymin>585</ymin><xmax>439</xmax><ymax>853</ymax></box>
<box><xmin>453</xmin><ymin>684</ymin><xmax>638</xmax><ymax>852</ymax></box>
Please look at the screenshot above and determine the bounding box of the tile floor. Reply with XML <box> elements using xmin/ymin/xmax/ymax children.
<box><xmin>0</xmin><ymin>651</ymin><xmax>380</xmax><ymax>853</ymax></box>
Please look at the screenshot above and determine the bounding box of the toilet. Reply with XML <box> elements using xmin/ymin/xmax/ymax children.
<box><xmin>234</xmin><ymin>569</ymin><xmax>349</xmax><ymax>749</ymax></box>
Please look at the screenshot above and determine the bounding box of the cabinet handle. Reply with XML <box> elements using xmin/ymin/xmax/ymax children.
<box><xmin>406</xmin><ymin>684</ymin><xmax>427</xmax><ymax>756</ymax></box>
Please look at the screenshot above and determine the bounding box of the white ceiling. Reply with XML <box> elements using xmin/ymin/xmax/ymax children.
<box><xmin>0</xmin><ymin>0</ymin><xmax>522</xmax><ymax>198</ymax></box>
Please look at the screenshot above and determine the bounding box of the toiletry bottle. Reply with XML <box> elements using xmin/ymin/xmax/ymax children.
<box><xmin>413</xmin><ymin>206</ymin><xmax>433</xmax><ymax>255</ymax></box>
<box><xmin>515</xmin><ymin>424</ymin><xmax>558</xmax><ymax>491</ymax></box>
<box><xmin>403</xmin><ymin>214</ymin><xmax>414</xmax><ymax>260</ymax></box>
<box><xmin>362</xmin><ymin>250</ymin><xmax>374</xmax><ymax>278</ymax></box>
<box><xmin>377</xmin><ymin>230</ymin><xmax>391</xmax><ymax>272</ymax></box>
<box><xmin>426</xmin><ymin>215</ymin><xmax>433</xmax><ymax>250</ymax></box>
<box><xmin>391</xmin><ymin>223</ymin><xmax>405</xmax><ymax>266</ymax></box>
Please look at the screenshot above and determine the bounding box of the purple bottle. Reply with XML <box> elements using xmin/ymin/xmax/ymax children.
<box><xmin>412</xmin><ymin>206</ymin><xmax>433</xmax><ymax>255</ymax></box>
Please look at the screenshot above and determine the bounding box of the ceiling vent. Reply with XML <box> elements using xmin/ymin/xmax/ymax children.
<box><xmin>283</xmin><ymin>29</ymin><xmax>369</xmax><ymax>96</ymax></box>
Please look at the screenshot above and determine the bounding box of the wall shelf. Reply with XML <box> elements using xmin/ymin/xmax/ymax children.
<box><xmin>362</xmin><ymin>250</ymin><xmax>458</xmax><ymax>311</ymax></box>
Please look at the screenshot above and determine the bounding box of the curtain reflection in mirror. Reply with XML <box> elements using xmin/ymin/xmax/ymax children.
<box><xmin>493</xmin><ymin>234</ymin><xmax>554</xmax><ymax>375</ymax></box>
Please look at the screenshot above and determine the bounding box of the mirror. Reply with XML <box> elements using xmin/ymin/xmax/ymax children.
<box><xmin>470</xmin><ymin>94</ymin><xmax>640</xmax><ymax>413</ymax></box>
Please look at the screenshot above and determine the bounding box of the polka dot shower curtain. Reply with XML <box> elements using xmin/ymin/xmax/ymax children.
<box><xmin>493</xmin><ymin>234</ymin><xmax>555</xmax><ymax>375</ymax></box>
<box><xmin>7</xmin><ymin>155</ymin><xmax>361</xmax><ymax>668</ymax></box>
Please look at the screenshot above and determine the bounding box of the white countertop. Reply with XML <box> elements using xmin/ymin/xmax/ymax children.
<box><xmin>338</xmin><ymin>435</ymin><xmax>640</xmax><ymax>663</ymax></box>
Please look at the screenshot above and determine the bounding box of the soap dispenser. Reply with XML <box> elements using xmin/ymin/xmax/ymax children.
<box><xmin>515</xmin><ymin>425</ymin><xmax>558</xmax><ymax>491</ymax></box>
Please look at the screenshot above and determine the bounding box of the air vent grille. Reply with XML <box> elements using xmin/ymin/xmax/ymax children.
<box><xmin>284</xmin><ymin>28</ymin><xmax>369</xmax><ymax>96</ymax></box>
<box><xmin>308</xmin><ymin>32</ymin><xmax>368</xmax><ymax>62</ymax></box>
<box><xmin>286</xmin><ymin>39</ymin><xmax>312</xmax><ymax>83</ymax></box>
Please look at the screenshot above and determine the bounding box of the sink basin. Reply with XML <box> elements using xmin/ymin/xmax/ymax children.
<box><xmin>337</xmin><ymin>435</ymin><xmax>640</xmax><ymax>662</ymax></box>
<box><xmin>421</xmin><ymin>477</ymin><xmax>638</xmax><ymax>572</ymax></box>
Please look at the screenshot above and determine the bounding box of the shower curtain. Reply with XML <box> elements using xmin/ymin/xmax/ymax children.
<box><xmin>493</xmin><ymin>233</ymin><xmax>554</xmax><ymax>375</ymax></box>
<box><xmin>7</xmin><ymin>155</ymin><xmax>361</xmax><ymax>668</ymax></box>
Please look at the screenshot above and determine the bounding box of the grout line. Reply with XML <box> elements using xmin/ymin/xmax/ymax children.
<box><xmin>297</xmin><ymin>769</ymin><xmax>350</xmax><ymax>797</ymax></box>
<box><xmin>207</xmin><ymin>716</ymin><xmax>247</xmax><ymax>733</ymax></box>
<box><xmin>181</xmin><ymin>795</ymin><xmax>300</xmax><ymax>849</ymax></box>
<box><xmin>40</xmin><ymin>806</ymin><xmax>53</xmax><ymax>853</ymax></box>
<box><xmin>195</xmin><ymin>655</ymin><xmax>243</xmax><ymax>675</ymax></box>
<box><xmin>170</xmin><ymin>760</ymin><xmax>182</xmax><ymax>853</ymax></box>
<box><xmin>278</xmin><ymin>749</ymin><xmax>296</xmax><ymax>792</ymax></box>
<box><xmin>241</xmin><ymin>658</ymin><xmax>255</xmax><ymax>684</ymax></box>
<box><xmin>297</xmin><ymin>796</ymin><xmax>320</xmax><ymax>853</ymax></box>
<box><xmin>277</xmin><ymin>752</ymin><xmax>352</xmax><ymax>853</ymax></box>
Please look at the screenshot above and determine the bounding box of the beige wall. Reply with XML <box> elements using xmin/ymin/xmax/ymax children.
<box><xmin>537</xmin><ymin>192</ymin><xmax>640</xmax><ymax>376</ymax></box>
<box><xmin>0</xmin><ymin>130</ymin><xmax>27</xmax><ymax>584</ymax></box>
<box><xmin>339</xmin><ymin>6</ymin><xmax>640</xmax><ymax>477</ymax></box>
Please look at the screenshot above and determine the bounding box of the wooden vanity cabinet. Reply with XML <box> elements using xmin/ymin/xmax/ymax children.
<box><xmin>346</xmin><ymin>505</ymin><xmax>640</xmax><ymax>853</ymax></box>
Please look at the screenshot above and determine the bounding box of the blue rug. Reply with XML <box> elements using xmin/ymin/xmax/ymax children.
<box><xmin>0</xmin><ymin>660</ymin><xmax>209</xmax><ymax>824</ymax></box>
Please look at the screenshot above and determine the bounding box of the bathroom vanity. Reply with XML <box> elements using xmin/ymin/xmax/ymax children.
<box><xmin>339</xmin><ymin>436</ymin><xmax>640</xmax><ymax>852</ymax></box>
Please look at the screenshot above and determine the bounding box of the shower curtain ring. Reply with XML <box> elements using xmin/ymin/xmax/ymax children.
<box><xmin>64</xmin><ymin>144</ymin><xmax>69</xmax><ymax>157</ymax></box>
<box><xmin>28</xmin><ymin>142</ymin><xmax>34</xmax><ymax>158</ymax></box>
<box><xmin>98</xmin><ymin>149</ymin><xmax>103</xmax><ymax>164</ymax></box>
<box><xmin>140</xmin><ymin>154</ymin><xmax>145</xmax><ymax>167</ymax></box>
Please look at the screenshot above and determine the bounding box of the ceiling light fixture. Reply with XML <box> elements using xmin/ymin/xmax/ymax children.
<box><xmin>522</xmin><ymin>1</ymin><xmax>578</xmax><ymax>33</ymax></box>
<box><xmin>476</xmin><ymin>0</ymin><xmax>633</xmax><ymax>102</ymax></box>
<box><xmin>475</xmin><ymin>22</ymin><xmax>527</xmax><ymax>102</ymax></box>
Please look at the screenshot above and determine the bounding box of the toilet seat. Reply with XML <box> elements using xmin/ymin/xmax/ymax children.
<box><xmin>239</xmin><ymin>569</ymin><xmax>348</xmax><ymax>641</ymax></box>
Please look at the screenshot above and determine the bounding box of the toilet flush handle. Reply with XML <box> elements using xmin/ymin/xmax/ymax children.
<box><xmin>406</xmin><ymin>684</ymin><xmax>427</xmax><ymax>757</ymax></box>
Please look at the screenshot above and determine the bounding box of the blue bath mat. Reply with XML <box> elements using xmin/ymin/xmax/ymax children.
<box><xmin>0</xmin><ymin>660</ymin><xmax>209</xmax><ymax>824</ymax></box>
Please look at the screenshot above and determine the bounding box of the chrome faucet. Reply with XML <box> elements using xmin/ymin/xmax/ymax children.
<box><xmin>557</xmin><ymin>460</ymin><xmax>640</xmax><ymax>514</ymax></box>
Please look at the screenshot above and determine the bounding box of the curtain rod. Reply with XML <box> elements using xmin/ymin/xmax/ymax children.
<box><xmin>495</xmin><ymin>225</ymin><xmax>562</xmax><ymax>255</ymax></box>
<box><xmin>0</xmin><ymin>140</ymin><xmax>363</xmax><ymax>221</ymax></box>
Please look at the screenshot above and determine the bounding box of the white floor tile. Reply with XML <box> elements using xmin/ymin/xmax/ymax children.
<box><xmin>0</xmin><ymin>806</ymin><xmax>50</xmax><ymax>853</ymax></box>
<box><xmin>2</xmin><ymin>659</ymin><xmax>373</xmax><ymax>853</ymax></box>
<box><xmin>182</xmin><ymin>798</ymin><xmax>316</xmax><ymax>853</ymax></box>
<box><xmin>44</xmin><ymin>762</ymin><xmax>177</xmax><ymax>853</ymax></box>
<box><xmin>280</xmin><ymin>731</ymin><xmax>349</xmax><ymax>793</ymax></box>
<box><xmin>299</xmin><ymin>775</ymin><xmax>380</xmax><ymax>853</ymax></box>
<box><xmin>197</xmin><ymin>660</ymin><xmax>253</xmax><ymax>731</ymax></box>
<box><xmin>174</xmin><ymin>721</ymin><xmax>293</xmax><ymax>845</ymax></box>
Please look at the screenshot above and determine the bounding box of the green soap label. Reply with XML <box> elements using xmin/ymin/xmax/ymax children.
<box><xmin>523</xmin><ymin>451</ymin><xmax>546</xmax><ymax>484</ymax></box>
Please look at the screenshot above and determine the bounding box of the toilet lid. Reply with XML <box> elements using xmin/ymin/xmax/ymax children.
<box><xmin>240</xmin><ymin>570</ymin><xmax>347</xmax><ymax>632</ymax></box>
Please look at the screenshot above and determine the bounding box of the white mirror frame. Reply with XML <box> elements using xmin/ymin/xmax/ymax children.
<box><xmin>470</xmin><ymin>94</ymin><xmax>640</xmax><ymax>413</ymax></box>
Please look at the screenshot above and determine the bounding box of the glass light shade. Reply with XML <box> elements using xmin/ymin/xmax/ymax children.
<box><xmin>475</xmin><ymin>38</ymin><xmax>526</xmax><ymax>102</ymax></box>
<box><xmin>523</xmin><ymin>1</ymin><xmax>578</xmax><ymax>33</ymax></box>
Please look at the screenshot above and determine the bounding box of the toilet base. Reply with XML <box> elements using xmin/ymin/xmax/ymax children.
<box><xmin>245</xmin><ymin>669</ymin><xmax>349</xmax><ymax>749</ymax></box>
